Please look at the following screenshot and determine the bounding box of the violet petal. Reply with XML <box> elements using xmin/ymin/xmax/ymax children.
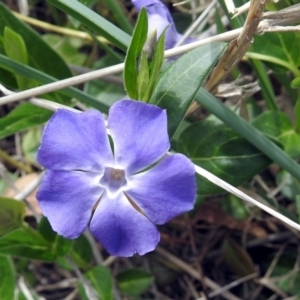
<box><xmin>37</xmin><ymin>170</ymin><xmax>103</xmax><ymax>239</ymax></box>
<box><xmin>125</xmin><ymin>154</ymin><xmax>196</xmax><ymax>224</ymax></box>
<box><xmin>90</xmin><ymin>191</ymin><xmax>160</xmax><ymax>256</ymax></box>
<box><xmin>37</xmin><ymin>109</ymin><xmax>113</xmax><ymax>172</ymax></box>
<box><xmin>132</xmin><ymin>0</ymin><xmax>181</xmax><ymax>49</ymax></box>
<box><xmin>108</xmin><ymin>100</ymin><xmax>169</xmax><ymax>174</ymax></box>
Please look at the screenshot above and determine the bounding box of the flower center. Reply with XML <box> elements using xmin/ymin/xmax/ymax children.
<box><xmin>100</xmin><ymin>167</ymin><xmax>127</xmax><ymax>194</ymax></box>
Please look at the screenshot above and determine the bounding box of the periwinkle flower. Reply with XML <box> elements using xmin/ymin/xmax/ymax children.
<box><xmin>132</xmin><ymin>0</ymin><xmax>196</xmax><ymax>49</ymax></box>
<box><xmin>37</xmin><ymin>100</ymin><xmax>196</xmax><ymax>257</ymax></box>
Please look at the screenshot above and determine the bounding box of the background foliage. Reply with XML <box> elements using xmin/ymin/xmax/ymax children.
<box><xmin>0</xmin><ymin>0</ymin><xmax>300</xmax><ymax>299</ymax></box>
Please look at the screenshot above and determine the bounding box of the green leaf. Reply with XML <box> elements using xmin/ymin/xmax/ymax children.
<box><xmin>222</xmin><ymin>195</ymin><xmax>249</xmax><ymax>220</ymax></box>
<box><xmin>85</xmin><ymin>266</ymin><xmax>113</xmax><ymax>300</ymax></box>
<box><xmin>3</xmin><ymin>27</ymin><xmax>29</xmax><ymax>89</ymax></box>
<box><xmin>178</xmin><ymin>120</ymin><xmax>271</xmax><ymax>195</ymax></box>
<box><xmin>102</xmin><ymin>0</ymin><xmax>133</xmax><ymax>34</ymax></box>
<box><xmin>43</xmin><ymin>34</ymin><xmax>87</xmax><ymax>66</ymax></box>
<box><xmin>47</xmin><ymin>0</ymin><xmax>130</xmax><ymax>51</ymax></box>
<box><xmin>222</xmin><ymin>237</ymin><xmax>255</xmax><ymax>277</ymax></box>
<box><xmin>84</xmin><ymin>55</ymin><xmax>125</xmax><ymax>108</ymax></box>
<box><xmin>0</xmin><ymin>197</ymin><xmax>25</xmax><ymax>236</ymax></box>
<box><xmin>137</xmin><ymin>50</ymin><xmax>150</xmax><ymax>100</ymax></box>
<box><xmin>278</xmin><ymin>272</ymin><xmax>300</xmax><ymax>296</ymax></box>
<box><xmin>0</xmin><ymin>54</ymin><xmax>110</xmax><ymax>111</ymax></box>
<box><xmin>247</xmin><ymin>32</ymin><xmax>300</xmax><ymax>76</ymax></box>
<box><xmin>0</xmin><ymin>103</ymin><xmax>52</xmax><ymax>140</ymax></box>
<box><xmin>150</xmin><ymin>42</ymin><xmax>226</xmax><ymax>138</ymax></box>
<box><xmin>250</xmin><ymin>59</ymin><xmax>277</xmax><ymax>110</ymax></box>
<box><xmin>71</xmin><ymin>235</ymin><xmax>93</xmax><ymax>270</ymax></box>
<box><xmin>21</xmin><ymin>127</ymin><xmax>42</xmax><ymax>164</ymax></box>
<box><xmin>291</xmin><ymin>76</ymin><xmax>300</xmax><ymax>89</ymax></box>
<box><xmin>0</xmin><ymin>256</ymin><xmax>15</xmax><ymax>300</ymax></box>
<box><xmin>38</xmin><ymin>217</ymin><xmax>72</xmax><ymax>257</ymax></box>
<box><xmin>117</xmin><ymin>269</ymin><xmax>153</xmax><ymax>296</ymax></box>
<box><xmin>195</xmin><ymin>88</ymin><xmax>300</xmax><ymax>182</ymax></box>
<box><xmin>0</xmin><ymin>226</ymin><xmax>56</xmax><ymax>261</ymax></box>
<box><xmin>0</xmin><ymin>2</ymin><xmax>72</xmax><ymax>80</ymax></box>
<box><xmin>124</xmin><ymin>8</ymin><xmax>148</xmax><ymax>99</ymax></box>
<box><xmin>252</xmin><ymin>111</ymin><xmax>300</xmax><ymax>158</ymax></box>
<box><xmin>276</xmin><ymin>170</ymin><xmax>300</xmax><ymax>201</ymax></box>
<box><xmin>144</xmin><ymin>30</ymin><xmax>165</xmax><ymax>101</ymax></box>
<box><xmin>0</xmin><ymin>35</ymin><xmax>17</xmax><ymax>88</ymax></box>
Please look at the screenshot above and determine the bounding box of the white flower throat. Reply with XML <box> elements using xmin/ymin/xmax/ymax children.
<box><xmin>100</xmin><ymin>167</ymin><xmax>127</xmax><ymax>194</ymax></box>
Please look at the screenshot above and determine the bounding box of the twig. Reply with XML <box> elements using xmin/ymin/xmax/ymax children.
<box><xmin>156</xmin><ymin>247</ymin><xmax>242</xmax><ymax>300</ymax></box>
<box><xmin>175</xmin><ymin>0</ymin><xmax>218</xmax><ymax>46</ymax></box>
<box><xmin>35</xmin><ymin>278</ymin><xmax>77</xmax><ymax>292</ymax></box>
<box><xmin>196</xmin><ymin>272</ymin><xmax>258</xmax><ymax>299</ymax></box>
<box><xmin>13</xmin><ymin>11</ymin><xmax>108</xmax><ymax>44</ymax></box>
<box><xmin>84</xmin><ymin>231</ymin><xmax>103</xmax><ymax>265</ymax></box>
<box><xmin>0</xmin><ymin>148</ymin><xmax>32</xmax><ymax>173</ymax></box>
<box><xmin>0</xmin><ymin>162</ymin><xmax>19</xmax><ymax>193</ymax></box>
<box><xmin>193</xmin><ymin>164</ymin><xmax>300</xmax><ymax>232</ymax></box>
<box><xmin>67</xmin><ymin>258</ymin><xmax>98</xmax><ymax>300</ymax></box>
<box><xmin>14</xmin><ymin>172</ymin><xmax>44</xmax><ymax>201</ymax></box>
<box><xmin>18</xmin><ymin>277</ymin><xmax>35</xmax><ymax>300</ymax></box>
<box><xmin>205</xmin><ymin>0</ymin><xmax>268</xmax><ymax>92</ymax></box>
<box><xmin>224</xmin><ymin>0</ymin><xmax>236</xmax><ymax>14</ymax></box>
<box><xmin>102</xmin><ymin>255</ymin><xmax>117</xmax><ymax>267</ymax></box>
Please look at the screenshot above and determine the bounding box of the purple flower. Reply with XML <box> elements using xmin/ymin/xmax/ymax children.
<box><xmin>37</xmin><ymin>100</ymin><xmax>196</xmax><ymax>257</ymax></box>
<box><xmin>132</xmin><ymin>0</ymin><xmax>196</xmax><ymax>49</ymax></box>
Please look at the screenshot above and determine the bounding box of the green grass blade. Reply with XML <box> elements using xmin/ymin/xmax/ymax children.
<box><xmin>196</xmin><ymin>88</ymin><xmax>300</xmax><ymax>181</ymax></box>
<box><xmin>47</xmin><ymin>0</ymin><xmax>130</xmax><ymax>51</ymax></box>
<box><xmin>250</xmin><ymin>59</ymin><xmax>278</xmax><ymax>110</ymax></box>
<box><xmin>0</xmin><ymin>54</ymin><xmax>110</xmax><ymax>113</ymax></box>
<box><xmin>102</xmin><ymin>0</ymin><xmax>133</xmax><ymax>34</ymax></box>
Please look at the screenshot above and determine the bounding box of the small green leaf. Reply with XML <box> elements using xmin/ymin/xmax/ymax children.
<box><xmin>137</xmin><ymin>50</ymin><xmax>150</xmax><ymax>100</ymax></box>
<box><xmin>252</xmin><ymin>111</ymin><xmax>300</xmax><ymax>158</ymax></box>
<box><xmin>248</xmin><ymin>32</ymin><xmax>300</xmax><ymax>75</ymax></box>
<box><xmin>39</xmin><ymin>217</ymin><xmax>72</xmax><ymax>257</ymax></box>
<box><xmin>0</xmin><ymin>256</ymin><xmax>15</xmax><ymax>300</ymax></box>
<box><xmin>278</xmin><ymin>271</ymin><xmax>300</xmax><ymax>296</ymax></box>
<box><xmin>21</xmin><ymin>128</ymin><xmax>41</xmax><ymax>164</ymax></box>
<box><xmin>276</xmin><ymin>170</ymin><xmax>300</xmax><ymax>201</ymax></box>
<box><xmin>102</xmin><ymin>0</ymin><xmax>133</xmax><ymax>34</ymax></box>
<box><xmin>0</xmin><ymin>103</ymin><xmax>52</xmax><ymax>140</ymax></box>
<box><xmin>222</xmin><ymin>195</ymin><xmax>249</xmax><ymax>220</ymax></box>
<box><xmin>3</xmin><ymin>27</ymin><xmax>29</xmax><ymax>89</ymax></box>
<box><xmin>222</xmin><ymin>237</ymin><xmax>255</xmax><ymax>277</ymax></box>
<box><xmin>84</xmin><ymin>55</ymin><xmax>126</xmax><ymax>108</ymax></box>
<box><xmin>195</xmin><ymin>88</ymin><xmax>300</xmax><ymax>182</ymax></box>
<box><xmin>178</xmin><ymin>120</ymin><xmax>271</xmax><ymax>195</ymax></box>
<box><xmin>0</xmin><ymin>197</ymin><xmax>25</xmax><ymax>236</ymax></box>
<box><xmin>3</xmin><ymin>27</ymin><xmax>27</xmax><ymax>65</ymax></box>
<box><xmin>124</xmin><ymin>8</ymin><xmax>148</xmax><ymax>99</ymax></box>
<box><xmin>144</xmin><ymin>30</ymin><xmax>165</xmax><ymax>101</ymax></box>
<box><xmin>150</xmin><ymin>42</ymin><xmax>226</xmax><ymax>138</ymax></box>
<box><xmin>86</xmin><ymin>266</ymin><xmax>113</xmax><ymax>300</ymax></box>
<box><xmin>71</xmin><ymin>235</ymin><xmax>93</xmax><ymax>270</ymax></box>
<box><xmin>0</xmin><ymin>226</ymin><xmax>56</xmax><ymax>261</ymax></box>
<box><xmin>291</xmin><ymin>76</ymin><xmax>300</xmax><ymax>89</ymax></box>
<box><xmin>0</xmin><ymin>2</ymin><xmax>72</xmax><ymax>80</ymax></box>
<box><xmin>117</xmin><ymin>269</ymin><xmax>153</xmax><ymax>296</ymax></box>
<box><xmin>43</xmin><ymin>34</ymin><xmax>87</xmax><ymax>65</ymax></box>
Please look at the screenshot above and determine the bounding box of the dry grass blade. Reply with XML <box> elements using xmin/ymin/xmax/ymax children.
<box><xmin>205</xmin><ymin>0</ymin><xmax>268</xmax><ymax>92</ymax></box>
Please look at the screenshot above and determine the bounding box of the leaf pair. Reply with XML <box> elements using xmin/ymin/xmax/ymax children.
<box><xmin>124</xmin><ymin>9</ymin><xmax>165</xmax><ymax>102</ymax></box>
